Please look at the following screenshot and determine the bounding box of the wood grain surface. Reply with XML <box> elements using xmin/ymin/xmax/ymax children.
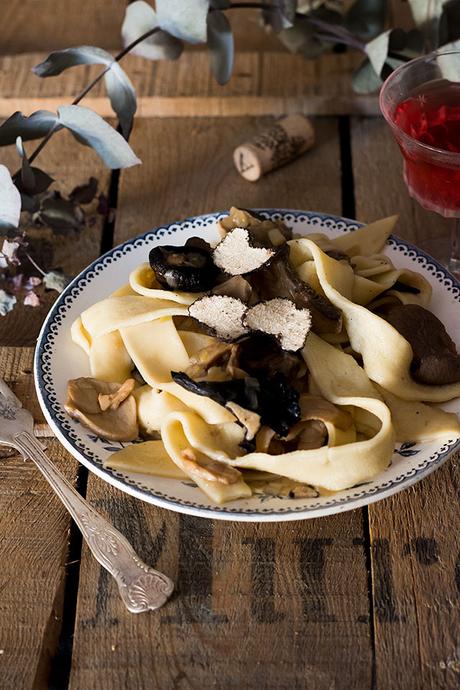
<box><xmin>0</xmin><ymin>51</ymin><xmax>376</xmax><ymax>118</ymax></box>
<box><xmin>352</xmin><ymin>114</ymin><xmax>460</xmax><ymax>690</ymax></box>
<box><xmin>0</xmin><ymin>347</ymin><xmax>78</xmax><ymax>690</ymax></box>
<box><xmin>114</xmin><ymin>116</ymin><xmax>343</xmax><ymax>244</ymax></box>
<box><xmin>70</xmin><ymin>480</ymin><xmax>373</xmax><ymax>690</ymax></box>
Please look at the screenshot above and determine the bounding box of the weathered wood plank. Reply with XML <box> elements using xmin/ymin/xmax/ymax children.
<box><xmin>114</xmin><ymin>116</ymin><xmax>344</xmax><ymax>244</ymax></box>
<box><xmin>0</xmin><ymin>0</ymin><xmax>125</xmax><ymax>54</ymax></box>
<box><xmin>369</xmin><ymin>459</ymin><xmax>460</xmax><ymax>690</ymax></box>
<box><xmin>0</xmin><ymin>345</ymin><xmax>78</xmax><ymax>690</ymax></box>
<box><xmin>0</xmin><ymin>51</ymin><xmax>378</xmax><ymax>118</ymax></box>
<box><xmin>70</xmin><ymin>482</ymin><xmax>373</xmax><ymax>690</ymax></box>
<box><xmin>0</xmin><ymin>129</ymin><xmax>111</xmax><ymax>346</ymax></box>
<box><xmin>70</xmin><ymin>114</ymin><xmax>373</xmax><ymax>689</ymax></box>
<box><xmin>352</xmin><ymin>115</ymin><xmax>460</xmax><ymax>690</ymax></box>
<box><xmin>0</xmin><ymin>346</ymin><xmax>50</xmax><ymax>435</ymax></box>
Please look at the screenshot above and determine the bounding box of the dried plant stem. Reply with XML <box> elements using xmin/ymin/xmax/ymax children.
<box><xmin>27</xmin><ymin>26</ymin><xmax>161</xmax><ymax>165</ymax></box>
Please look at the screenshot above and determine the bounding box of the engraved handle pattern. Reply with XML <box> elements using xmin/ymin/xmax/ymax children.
<box><xmin>13</xmin><ymin>431</ymin><xmax>174</xmax><ymax>613</ymax></box>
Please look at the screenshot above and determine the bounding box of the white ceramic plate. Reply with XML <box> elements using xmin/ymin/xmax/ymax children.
<box><xmin>34</xmin><ymin>210</ymin><xmax>460</xmax><ymax>521</ymax></box>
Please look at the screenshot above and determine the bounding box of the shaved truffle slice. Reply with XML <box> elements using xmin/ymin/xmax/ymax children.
<box><xmin>243</xmin><ymin>298</ymin><xmax>312</xmax><ymax>352</ymax></box>
<box><xmin>188</xmin><ymin>295</ymin><xmax>248</xmax><ymax>341</ymax></box>
<box><xmin>213</xmin><ymin>227</ymin><xmax>275</xmax><ymax>275</ymax></box>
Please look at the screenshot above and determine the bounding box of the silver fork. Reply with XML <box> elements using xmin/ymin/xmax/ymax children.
<box><xmin>0</xmin><ymin>379</ymin><xmax>174</xmax><ymax>613</ymax></box>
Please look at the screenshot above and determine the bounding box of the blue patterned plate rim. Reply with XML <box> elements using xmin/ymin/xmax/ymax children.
<box><xmin>34</xmin><ymin>209</ymin><xmax>460</xmax><ymax>521</ymax></box>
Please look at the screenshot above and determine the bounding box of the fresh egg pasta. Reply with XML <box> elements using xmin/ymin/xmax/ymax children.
<box><xmin>65</xmin><ymin>210</ymin><xmax>460</xmax><ymax>504</ymax></box>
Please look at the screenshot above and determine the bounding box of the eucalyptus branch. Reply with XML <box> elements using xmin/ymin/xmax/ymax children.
<box><xmin>27</xmin><ymin>26</ymin><xmax>161</xmax><ymax>166</ymax></box>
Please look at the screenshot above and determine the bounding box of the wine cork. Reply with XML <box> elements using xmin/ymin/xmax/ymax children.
<box><xmin>233</xmin><ymin>114</ymin><xmax>315</xmax><ymax>182</ymax></box>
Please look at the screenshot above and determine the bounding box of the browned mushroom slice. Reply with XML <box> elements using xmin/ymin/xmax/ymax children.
<box><xmin>213</xmin><ymin>227</ymin><xmax>276</xmax><ymax>275</ymax></box>
<box><xmin>185</xmin><ymin>341</ymin><xmax>234</xmax><ymax>379</ymax></box>
<box><xmin>180</xmin><ymin>447</ymin><xmax>242</xmax><ymax>485</ymax></box>
<box><xmin>65</xmin><ymin>377</ymin><xmax>138</xmax><ymax>441</ymax></box>
<box><xmin>212</xmin><ymin>275</ymin><xmax>253</xmax><ymax>302</ymax></box>
<box><xmin>298</xmin><ymin>395</ymin><xmax>353</xmax><ymax>430</ymax></box>
<box><xmin>220</xmin><ymin>207</ymin><xmax>292</xmax><ymax>245</ymax></box>
<box><xmin>188</xmin><ymin>295</ymin><xmax>248</xmax><ymax>341</ymax></box>
<box><xmin>286</xmin><ymin>419</ymin><xmax>328</xmax><ymax>450</ymax></box>
<box><xmin>226</xmin><ymin>401</ymin><xmax>261</xmax><ymax>441</ymax></box>
<box><xmin>385</xmin><ymin>304</ymin><xmax>460</xmax><ymax>385</ymax></box>
<box><xmin>248</xmin><ymin>245</ymin><xmax>342</xmax><ymax>334</ymax></box>
<box><xmin>243</xmin><ymin>298</ymin><xmax>312</xmax><ymax>352</ymax></box>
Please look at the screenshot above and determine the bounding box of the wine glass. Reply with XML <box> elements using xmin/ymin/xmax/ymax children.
<box><xmin>380</xmin><ymin>50</ymin><xmax>460</xmax><ymax>276</ymax></box>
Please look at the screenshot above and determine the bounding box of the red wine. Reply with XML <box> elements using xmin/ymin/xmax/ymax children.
<box><xmin>392</xmin><ymin>79</ymin><xmax>460</xmax><ymax>216</ymax></box>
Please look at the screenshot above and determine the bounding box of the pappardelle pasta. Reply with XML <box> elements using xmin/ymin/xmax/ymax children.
<box><xmin>66</xmin><ymin>208</ymin><xmax>460</xmax><ymax>504</ymax></box>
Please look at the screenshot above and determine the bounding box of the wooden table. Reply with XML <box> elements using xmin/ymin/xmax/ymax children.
<box><xmin>1</xmin><ymin>37</ymin><xmax>460</xmax><ymax>690</ymax></box>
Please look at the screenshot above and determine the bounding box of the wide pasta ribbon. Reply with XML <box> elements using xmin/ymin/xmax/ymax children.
<box><xmin>299</xmin><ymin>240</ymin><xmax>460</xmax><ymax>402</ymax></box>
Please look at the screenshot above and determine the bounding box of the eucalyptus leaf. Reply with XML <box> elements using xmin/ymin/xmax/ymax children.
<box><xmin>156</xmin><ymin>0</ymin><xmax>209</xmax><ymax>44</ymax></box>
<box><xmin>33</xmin><ymin>46</ymin><xmax>115</xmax><ymax>76</ymax></box>
<box><xmin>207</xmin><ymin>10</ymin><xmax>234</xmax><ymax>85</ymax></box>
<box><xmin>278</xmin><ymin>15</ymin><xmax>327</xmax><ymax>58</ymax></box>
<box><xmin>15</xmin><ymin>136</ymin><xmax>35</xmax><ymax>192</ymax></box>
<box><xmin>57</xmin><ymin>105</ymin><xmax>141</xmax><ymax>169</ymax></box>
<box><xmin>352</xmin><ymin>58</ymin><xmax>382</xmax><ymax>94</ymax></box>
<box><xmin>15</xmin><ymin>167</ymin><xmax>54</xmax><ymax>196</ymax></box>
<box><xmin>262</xmin><ymin>2</ymin><xmax>294</xmax><ymax>33</ymax></box>
<box><xmin>43</xmin><ymin>270</ymin><xmax>69</xmax><ymax>293</ymax></box>
<box><xmin>69</xmin><ymin>177</ymin><xmax>98</xmax><ymax>204</ymax></box>
<box><xmin>0</xmin><ymin>290</ymin><xmax>17</xmax><ymax>316</ymax></box>
<box><xmin>104</xmin><ymin>64</ymin><xmax>136</xmax><ymax>138</ymax></box>
<box><xmin>345</xmin><ymin>0</ymin><xmax>387</xmax><ymax>41</ymax></box>
<box><xmin>0</xmin><ymin>165</ymin><xmax>21</xmax><ymax>232</ymax></box>
<box><xmin>121</xmin><ymin>1</ymin><xmax>183</xmax><ymax>60</ymax></box>
<box><xmin>33</xmin><ymin>46</ymin><xmax>137</xmax><ymax>139</ymax></box>
<box><xmin>0</xmin><ymin>110</ymin><xmax>57</xmax><ymax>146</ymax></box>
<box><xmin>37</xmin><ymin>197</ymin><xmax>84</xmax><ymax>233</ymax></box>
<box><xmin>439</xmin><ymin>0</ymin><xmax>460</xmax><ymax>45</ymax></box>
<box><xmin>365</xmin><ymin>28</ymin><xmax>406</xmax><ymax>77</ymax></box>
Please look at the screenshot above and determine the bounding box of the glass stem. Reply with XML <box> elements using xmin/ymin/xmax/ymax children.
<box><xmin>450</xmin><ymin>218</ymin><xmax>460</xmax><ymax>277</ymax></box>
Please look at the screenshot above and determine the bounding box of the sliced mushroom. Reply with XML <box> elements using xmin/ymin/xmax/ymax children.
<box><xmin>237</xmin><ymin>334</ymin><xmax>305</xmax><ymax>381</ymax></box>
<box><xmin>226</xmin><ymin>401</ymin><xmax>261</xmax><ymax>441</ymax></box>
<box><xmin>185</xmin><ymin>341</ymin><xmax>234</xmax><ymax>379</ymax></box>
<box><xmin>98</xmin><ymin>378</ymin><xmax>136</xmax><ymax>411</ymax></box>
<box><xmin>298</xmin><ymin>394</ymin><xmax>353</xmax><ymax>430</ymax></box>
<box><xmin>248</xmin><ymin>244</ymin><xmax>342</xmax><ymax>334</ymax></box>
<box><xmin>65</xmin><ymin>377</ymin><xmax>138</xmax><ymax>441</ymax></box>
<box><xmin>212</xmin><ymin>275</ymin><xmax>253</xmax><ymax>302</ymax></box>
<box><xmin>219</xmin><ymin>206</ymin><xmax>292</xmax><ymax>245</ymax></box>
<box><xmin>180</xmin><ymin>447</ymin><xmax>242</xmax><ymax>485</ymax></box>
<box><xmin>286</xmin><ymin>419</ymin><xmax>328</xmax><ymax>450</ymax></box>
<box><xmin>385</xmin><ymin>304</ymin><xmax>460</xmax><ymax>385</ymax></box>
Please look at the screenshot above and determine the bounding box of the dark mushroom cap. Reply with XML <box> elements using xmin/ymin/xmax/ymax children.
<box><xmin>149</xmin><ymin>237</ymin><xmax>218</xmax><ymax>292</ymax></box>
<box><xmin>385</xmin><ymin>304</ymin><xmax>460</xmax><ymax>385</ymax></box>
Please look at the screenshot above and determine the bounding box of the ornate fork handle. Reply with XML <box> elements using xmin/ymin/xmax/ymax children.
<box><xmin>13</xmin><ymin>431</ymin><xmax>174</xmax><ymax>613</ymax></box>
